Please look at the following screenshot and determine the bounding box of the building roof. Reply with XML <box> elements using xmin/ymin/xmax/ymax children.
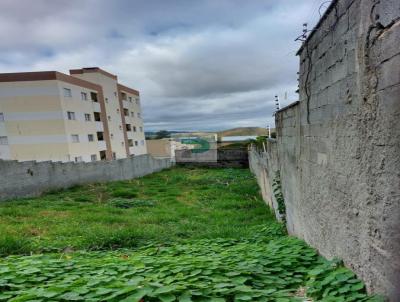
<box><xmin>0</xmin><ymin>68</ymin><xmax>140</xmax><ymax>96</ymax></box>
<box><xmin>117</xmin><ymin>83</ymin><xmax>140</xmax><ymax>96</ymax></box>
<box><xmin>69</xmin><ymin>67</ymin><xmax>118</xmax><ymax>80</ymax></box>
<box><xmin>0</xmin><ymin>71</ymin><xmax>102</xmax><ymax>91</ymax></box>
<box><xmin>70</xmin><ymin>67</ymin><xmax>140</xmax><ymax>96</ymax></box>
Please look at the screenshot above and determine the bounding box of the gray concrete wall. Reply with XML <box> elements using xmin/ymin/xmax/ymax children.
<box><xmin>249</xmin><ymin>140</ymin><xmax>279</xmax><ymax>215</ymax></box>
<box><xmin>0</xmin><ymin>155</ymin><xmax>173</xmax><ymax>201</ymax></box>
<box><xmin>249</xmin><ymin>0</ymin><xmax>400</xmax><ymax>299</ymax></box>
<box><xmin>176</xmin><ymin>149</ymin><xmax>249</xmax><ymax>168</ymax></box>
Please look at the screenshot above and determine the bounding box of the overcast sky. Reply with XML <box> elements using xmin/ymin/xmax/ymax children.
<box><xmin>0</xmin><ymin>0</ymin><xmax>326</xmax><ymax>131</ymax></box>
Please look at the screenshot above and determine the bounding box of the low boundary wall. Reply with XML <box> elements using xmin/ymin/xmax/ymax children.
<box><xmin>0</xmin><ymin>155</ymin><xmax>173</xmax><ymax>201</ymax></box>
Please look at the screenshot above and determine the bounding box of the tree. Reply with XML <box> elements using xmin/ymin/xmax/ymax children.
<box><xmin>155</xmin><ymin>130</ymin><xmax>170</xmax><ymax>139</ymax></box>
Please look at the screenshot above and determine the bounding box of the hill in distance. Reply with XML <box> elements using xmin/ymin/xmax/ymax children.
<box><xmin>217</xmin><ymin>127</ymin><xmax>271</xmax><ymax>137</ymax></box>
<box><xmin>146</xmin><ymin>127</ymin><xmax>274</xmax><ymax>140</ymax></box>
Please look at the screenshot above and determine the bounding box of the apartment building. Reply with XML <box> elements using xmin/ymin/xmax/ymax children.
<box><xmin>0</xmin><ymin>67</ymin><xmax>146</xmax><ymax>162</ymax></box>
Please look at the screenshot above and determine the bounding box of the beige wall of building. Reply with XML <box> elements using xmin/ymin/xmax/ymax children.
<box><xmin>146</xmin><ymin>139</ymin><xmax>198</xmax><ymax>161</ymax></box>
<box><xmin>70</xmin><ymin>68</ymin><xmax>147</xmax><ymax>159</ymax></box>
<box><xmin>118</xmin><ymin>85</ymin><xmax>147</xmax><ymax>156</ymax></box>
<box><xmin>0</xmin><ymin>80</ymin><xmax>68</xmax><ymax>161</ymax></box>
<box><xmin>0</xmin><ymin>68</ymin><xmax>147</xmax><ymax>162</ymax></box>
<box><xmin>146</xmin><ymin>139</ymin><xmax>172</xmax><ymax>158</ymax></box>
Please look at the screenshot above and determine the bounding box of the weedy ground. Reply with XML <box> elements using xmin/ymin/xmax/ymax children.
<box><xmin>0</xmin><ymin>167</ymin><xmax>382</xmax><ymax>301</ymax></box>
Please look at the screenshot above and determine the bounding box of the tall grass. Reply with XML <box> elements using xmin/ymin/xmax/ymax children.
<box><xmin>0</xmin><ymin>167</ymin><xmax>273</xmax><ymax>255</ymax></box>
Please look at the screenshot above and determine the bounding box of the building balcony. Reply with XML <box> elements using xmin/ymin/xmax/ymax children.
<box><xmin>0</xmin><ymin>145</ymin><xmax>11</xmax><ymax>160</ymax></box>
<box><xmin>92</xmin><ymin>102</ymin><xmax>101</xmax><ymax>112</ymax></box>
<box><xmin>95</xmin><ymin>121</ymin><xmax>104</xmax><ymax>132</ymax></box>
<box><xmin>0</xmin><ymin>123</ymin><xmax>6</xmax><ymax>136</ymax></box>
<box><xmin>97</xmin><ymin>140</ymin><xmax>106</xmax><ymax>150</ymax></box>
<box><xmin>127</xmin><ymin>131</ymin><xmax>135</xmax><ymax>139</ymax></box>
<box><xmin>122</xmin><ymin>100</ymin><xmax>129</xmax><ymax>109</ymax></box>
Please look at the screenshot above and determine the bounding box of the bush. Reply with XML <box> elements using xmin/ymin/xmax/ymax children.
<box><xmin>0</xmin><ymin>235</ymin><xmax>32</xmax><ymax>256</ymax></box>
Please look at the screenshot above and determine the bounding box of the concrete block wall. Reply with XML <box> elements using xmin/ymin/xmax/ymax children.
<box><xmin>0</xmin><ymin>155</ymin><xmax>173</xmax><ymax>201</ymax></box>
<box><xmin>250</xmin><ymin>0</ymin><xmax>400</xmax><ymax>299</ymax></box>
<box><xmin>248</xmin><ymin>140</ymin><xmax>279</xmax><ymax>214</ymax></box>
<box><xmin>176</xmin><ymin>149</ymin><xmax>249</xmax><ymax>168</ymax></box>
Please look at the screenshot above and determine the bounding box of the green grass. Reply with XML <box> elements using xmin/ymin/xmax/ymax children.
<box><xmin>0</xmin><ymin>167</ymin><xmax>271</xmax><ymax>255</ymax></box>
<box><xmin>0</xmin><ymin>167</ymin><xmax>381</xmax><ymax>301</ymax></box>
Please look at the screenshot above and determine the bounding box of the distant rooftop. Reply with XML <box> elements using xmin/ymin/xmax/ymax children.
<box><xmin>221</xmin><ymin>136</ymin><xmax>257</xmax><ymax>142</ymax></box>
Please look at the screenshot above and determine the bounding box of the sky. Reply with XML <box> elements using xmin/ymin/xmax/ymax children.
<box><xmin>0</xmin><ymin>0</ymin><xmax>327</xmax><ymax>131</ymax></box>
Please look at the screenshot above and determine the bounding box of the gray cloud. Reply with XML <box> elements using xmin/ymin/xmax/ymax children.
<box><xmin>0</xmin><ymin>0</ymin><xmax>325</xmax><ymax>131</ymax></box>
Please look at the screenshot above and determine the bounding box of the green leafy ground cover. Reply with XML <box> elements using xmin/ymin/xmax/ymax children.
<box><xmin>0</xmin><ymin>168</ymin><xmax>381</xmax><ymax>301</ymax></box>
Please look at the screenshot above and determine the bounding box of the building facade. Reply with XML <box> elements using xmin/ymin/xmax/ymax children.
<box><xmin>0</xmin><ymin>68</ymin><xmax>146</xmax><ymax>162</ymax></box>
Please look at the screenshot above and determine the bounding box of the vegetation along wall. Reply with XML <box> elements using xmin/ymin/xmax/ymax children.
<box><xmin>249</xmin><ymin>0</ymin><xmax>400</xmax><ymax>300</ymax></box>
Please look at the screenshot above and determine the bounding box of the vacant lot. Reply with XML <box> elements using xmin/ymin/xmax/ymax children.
<box><xmin>0</xmin><ymin>168</ymin><xmax>380</xmax><ymax>301</ymax></box>
<box><xmin>0</xmin><ymin>167</ymin><xmax>269</xmax><ymax>255</ymax></box>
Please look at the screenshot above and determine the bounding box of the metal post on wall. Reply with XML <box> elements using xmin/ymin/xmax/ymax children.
<box><xmin>275</xmin><ymin>95</ymin><xmax>280</xmax><ymax>111</ymax></box>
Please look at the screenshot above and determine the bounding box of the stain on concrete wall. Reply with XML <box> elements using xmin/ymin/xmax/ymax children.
<box><xmin>250</xmin><ymin>0</ymin><xmax>400</xmax><ymax>300</ymax></box>
<box><xmin>0</xmin><ymin>155</ymin><xmax>173</xmax><ymax>202</ymax></box>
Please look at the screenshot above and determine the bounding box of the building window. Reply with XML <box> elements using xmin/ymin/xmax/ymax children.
<box><xmin>0</xmin><ymin>136</ymin><xmax>8</xmax><ymax>145</ymax></box>
<box><xmin>71</xmin><ymin>134</ymin><xmax>80</xmax><ymax>143</ymax></box>
<box><xmin>133</xmin><ymin>126</ymin><xmax>137</xmax><ymax>132</ymax></box>
<box><xmin>112</xmin><ymin>152</ymin><xmax>117</xmax><ymax>160</ymax></box>
<box><xmin>119</xmin><ymin>125</ymin><xmax>122</xmax><ymax>130</ymax></box>
<box><xmin>141</xmin><ymin>140</ymin><xmax>145</xmax><ymax>146</ymax></box>
<box><xmin>123</xmin><ymin>108</ymin><xmax>129</xmax><ymax>116</ymax></box>
<box><xmin>94</xmin><ymin>112</ymin><xmax>101</xmax><ymax>122</ymax></box>
<box><xmin>131</xmin><ymin>112</ymin><xmax>134</xmax><ymax>117</ymax></box>
<box><xmin>128</xmin><ymin>139</ymin><xmax>133</xmax><ymax>147</ymax></box>
<box><xmin>110</xmin><ymin>134</ymin><xmax>114</xmax><ymax>139</ymax></box>
<box><xmin>67</xmin><ymin>111</ymin><xmax>76</xmax><ymax>120</ymax></box>
<box><xmin>74</xmin><ymin>156</ymin><xmax>83</xmax><ymax>162</ymax></box>
<box><xmin>121</xmin><ymin>141</ymin><xmax>124</xmax><ymax>146</ymax></box>
<box><xmin>108</xmin><ymin>115</ymin><xmax>111</xmax><ymax>121</ymax></box>
<box><xmin>117</xmin><ymin>108</ymin><xmax>120</xmax><ymax>114</ymax></box>
<box><xmin>97</xmin><ymin>132</ymin><xmax>104</xmax><ymax>141</ymax></box>
<box><xmin>84</xmin><ymin>113</ymin><xmax>91</xmax><ymax>121</ymax></box>
<box><xmin>137</xmin><ymin>112</ymin><xmax>141</xmax><ymax>118</ymax></box>
<box><xmin>88</xmin><ymin>134</ymin><xmax>94</xmax><ymax>142</ymax></box>
<box><xmin>91</xmin><ymin>154</ymin><xmax>97</xmax><ymax>161</ymax></box>
<box><xmin>126</xmin><ymin>124</ymin><xmax>132</xmax><ymax>131</ymax></box>
<box><xmin>81</xmin><ymin>92</ymin><xmax>88</xmax><ymax>101</ymax></box>
<box><xmin>140</xmin><ymin>127</ymin><xmax>143</xmax><ymax>132</ymax></box>
<box><xmin>121</xmin><ymin>92</ymin><xmax>127</xmax><ymax>101</ymax></box>
<box><xmin>128</xmin><ymin>97</ymin><xmax>132</xmax><ymax>102</ymax></box>
<box><xmin>114</xmin><ymin>92</ymin><xmax>117</xmax><ymax>97</ymax></box>
<box><xmin>99</xmin><ymin>150</ymin><xmax>107</xmax><ymax>160</ymax></box>
<box><xmin>0</xmin><ymin>113</ymin><xmax>4</xmax><ymax>122</ymax></box>
<box><xmin>135</xmin><ymin>141</ymin><xmax>138</xmax><ymax>146</ymax></box>
<box><xmin>136</xmin><ymin>99</ymin><xmax>139</xmax><ymax>105</ymax></box>
<box><xmin>105</xmin><ymin>98</ymin><xmax>108</xmax><ymax>103</ymax></box>
<box><xmin>91</xmin><ymin>92</ymin><xmax>98</xmax><ymax>102</ymax></box>
<box><xmin>63</xmin><ymin>88</ymin><xmax>72</xmax><ymax>97</ymax></box>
